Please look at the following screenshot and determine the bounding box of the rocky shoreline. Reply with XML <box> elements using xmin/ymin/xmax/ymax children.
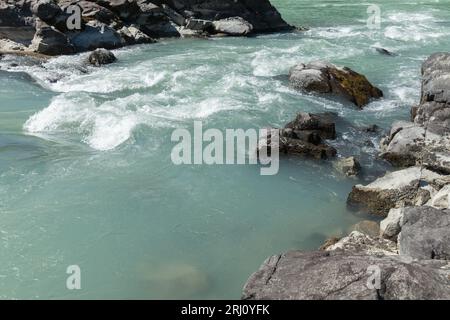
<box><xmin>243</xmin><ymin>53</ymin><xmax>450</xmax><ymax>300</ymax></box>
<box><xmin>0</xmin><ymin>0</ymin><xmax>293</xmax><ymax>57</ymax></box>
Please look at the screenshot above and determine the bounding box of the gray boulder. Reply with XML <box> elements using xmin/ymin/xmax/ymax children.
<box><xmin>289</xmin><ymin>61</ymin><xmax>383</xmax><ymax>108</ymax></box>
<box><xmin>31</xmin><ymin>0</ymin><xmax>61</xmax><ymax>22</ymax></box>
<box><xmin>243</xmin><ymin>250</ymin><xmax>450</xmax><ymax>300</ymax></box>
<box><xmin>213</xmin><ymin>17</ymin><xmax>253</xmax><ymax>36</ymax></box>
<box><xmin>325</xmin><ymin>231</ymin><xmax>397</xmax><ymax>256</ymax></box>
<box><xmin>347</xmin><ymin>166</ymin><xmax>442</xmax><ymax>216</ymax></box>
<box><xmin>30</xmin><ymin>21</ymin><xmax>75</xmax><ymax>55</ymax></box>
<box><xmin>398</xmin><ymin>206</ymin><xmax>450</xmax><ymax>260</ymax></box>
<box><xmin>88</xmin><ymin>48</ymin><xmax>117</xmax><ymax>66</ymax></box>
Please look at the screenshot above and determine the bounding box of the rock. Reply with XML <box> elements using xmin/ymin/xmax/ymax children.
<box><xmin>374</xmin><ymin>47</ymin><xmax>396</xmax><ymax>56</ymax></box>
<box><xmin>380</xmin><ymin>208</ymin><xmax>405</xmax><ymax>240</ymax></box>
<box><xmin>31</xmin><ymin>0</ymin><xmax>62</xmax><ymax>23</ymax></box>
<box><xmin>319</xmin><ymin>237</ymin><xmax>340</xmax><ymax>250</ymax></box>
<box><xmin>0</xmin><ymin>38</ymin><xmax>27</xmax><ymax>51</ymax></box>
<box><xmin>161</xmin><ymin>3</ymin><xmax>186</xmax><ymax>26</ymax></box>
<box><xmin>30</xmin><ymin>22</ymin><xmax>75</xmax><ymax>55</ymax></box>
<box><xmin>381</xmin><ymin>53</ymin><xmax>450</xmax><ymax>173</ymax></box>
<box><xmin>362</xmin><ymin>124</ymin><xmax>381</xmax><ymax>133</ymax></box>
<box><xmin>429</xmin><ymin>184</ymin><xmax>450</xmax><ymax>209</ymax></box>
<box><xmin>68</xmin><ymin>21</ymin><xmax>125</xmax><ymax>52</ymax></box>
<box><xmin>289</xmin><ymin>61</ymin><xmax>383</xmax><ymax>108</ymax></box>
<box><xmin>350</xmin><ymin>220</ymin><xmax>380</xmax><ymax>238</ymax></box>
<box><xmin>334</xmin><ymin>157</ymin><xmax>361</xmax><ymax>177</ymax></box>
<box><xmin>326</xmin><ymin>231</ymin><xmax>397</xmax><ymax>255</ymax></box>
<box><xmin>118</xmin><ymin>25</ymin><xmax>155</xmax><ymax>44</ymax></box>
<box><xmin>185</xmin><ymin>18</ymin><xmax>213</xmax><ymax>32</ymax></box>
<box><xmin>212</xmin><ymin>17</ymin><xmax>253</xmax><ymax>36</ymax></box>
<box><xmin>398</xmin><ymin>206</ymin><xmax>450</xmax><ymax>260</ymax></box>
<box><xmin>258</xmin><ymin>112</ymin><xmax>337</xmax><ymax>160</ymax></box>
<box><xmin>285</xmin><ymin>112</ymin><xmax>336</xmax><ymax>140</ymax></box>
<box><xmin>347</xmin><ymin>166</ymin><xmax>442</xmax><ymax>216</ymax></box>
<box><xmin>87</xmin><ymin>48</ymin><xmax>117</xmax><ymax>66</ymax></box>
<box><xmin>242</xmin><ymin>250</ymin><xmax>450</xmax><ymax>300</ymax></box>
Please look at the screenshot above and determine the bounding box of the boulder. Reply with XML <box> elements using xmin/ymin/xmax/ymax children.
<box><xmin>185</xmin><ymin>18</ymin><xmax>213</xmax><ymax>32</ymax></box>
<box><xmin>87</xmin><ymin>48</ymin><xmax>117</xmax><ymax>66</ymax></box>
<box><xmin>30</xmin><ymin>22</ymin><xmax>75</xmax><ymax>55</ymax></box>
<box><xmin>380</xmin><ymin>208</ymin><xmax>405</xmax><ymax>240</ymax></box>
<box><xmin>118</xmin><ymin>25</ymin><xmax>155</xmax><ymax>44</ymax></box>
<box><xmin>347</xmin><ymin>166</ymin><xmax>443</xmax><ymax>216</ymax></box>
<box><xmin>258</xmin><ymin>112</ymin><xmax>337</xmax><ymax>160</ymax></box>
<box><xmin>334</xmin><ymin>156</ymin><xmax>361</xmax><ymax>177</ymax></box>
<box><xmin>31</xmin><ymin>0</ymin><xmax>62</xmax><ymax>22</ymax></box>
<box><xmin>429</xmin><ymin>184</ymin><xmax>450</xmax><ymax>209</ymax></box>
<box><xmin>398</xmin><ymin>206</ymin><xmax>450</xmax><ymax>260</ymax></box>
<box><xmin>289</xmin><ymin>61</ymin><xmax>383</xmax><ymax>108</ymax></box>
<box><xmin>242</xmin><ymin>250</ymin><xmax>450</xmax><ymax>300</ymax></box>
<box><xmin>68</xmin><ymin>21</ymin><xmax>125</xmax><ymax>52</ymax></box>
<box><xmin>212</xmin><ymin>17</ymin><xmax>253</xmax><ymax>36</ymax></box>
<box><xmin>326</xmin><ymin>231</ymin><xmax>397</xmax><ymax>255</ymax></box>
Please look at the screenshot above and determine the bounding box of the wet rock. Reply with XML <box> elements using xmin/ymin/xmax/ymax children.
<box><xmin>242</xmin><ymin>250</ymin><xmax>450</xmax><ymax>300</ymax></box>
<box><xmin>326</xmin><ymin>231</ymin><xmax>397</xmax><ymax>255</ymax></box>
<box><xmin>374</xmin><ymin>47</ymin><xmax>396</xmax><ymax>56</ymax></box>
<box><xmin>213</xmin><ymin>17</ymin><xmax>253</xmax><ymax>36</ymax></box>
<box><xmin>350</xmin><ymin>220</ymin><xmax>380</xmax><ymax>238</ymax></box>
<box><xmin>347</xmin><ymin>166</ymin><xmax>442</xmax><ymax>216</ymax></box>
<box><xmin>398</xmin><ymin>206</ymin><xmax>450</xmax><ymax>260</ymax></box>
<box><xmin>289</xmin><ymin>61</ymin><xmax>383</xmax><ymax>108</ymax></box>
<box><xmin>258</xmin><ymin>112</ymin><xmax>337</xmax><ymax>160</ymax></box>
<box><xmin>334</xmin><ymin>156</ymin><xmax>361</xmax><ymax>177</ymax></box>
<box><xmin>87</xmin><ymin>48</ymin><xmax>117</xmax><ymax>66</ymax></box>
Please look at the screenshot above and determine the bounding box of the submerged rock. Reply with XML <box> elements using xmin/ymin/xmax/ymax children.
<box><xmin>88</xmin><ymin>48</ymin><xmax>117</xmax><ymax>66</ymax></box>
<box><xmin>374</xmin><ymin>47</ymin><xmax>396</xmax><ymax>56</ymax></box>
<box><xmin>242</xmin><ymin>250</ymin><xmax>450</xmax><ymax>300</ymax></box>
<box><xmin>349</xmin><ymin>220</ymin><xmax>380</xmax><ymax>238</ymax></box>
<box><xmin>334</xmin><ymin>156</ymin><xmax>361</xmax><ymax>177</ymax></box>
<box><xmin>347</xmin><ymin>166</ymin><xmax>443</xmax><ymax>216</ymax></box>
<box><xmin>289</xmin><ymin>61</ymin><xmax>383</xmax><ymax>108</ymax></box>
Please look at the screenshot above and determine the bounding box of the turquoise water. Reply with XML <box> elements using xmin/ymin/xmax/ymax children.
<box><xmin>1</xmin><ymin>0</ymin><xmax>450</xmax><ymax>299</ymax></box>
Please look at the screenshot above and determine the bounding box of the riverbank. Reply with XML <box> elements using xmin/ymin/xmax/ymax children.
<box><xmin>243</xmin><ymin>52</ymin><xmax>450</xmax><ymax>300</ymax></box>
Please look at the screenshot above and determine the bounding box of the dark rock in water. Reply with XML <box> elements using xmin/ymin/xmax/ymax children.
<box><xmin>258</xmin><ymin>112</ymin><xmax>337</xmax><ymax>160</ymax></box>
<box><xmin>398</xmin><ymin>206</ymin><xmax>450</xmax><ymax>260</ymax></box>
<box><xmin>88</xmin><ymin>48</ymin><xmax>117</xmax><ymax>66</ymax></box>
<box><xmin>30</xmin><ymin>21</ymin><xmax>75</xmax><ymax>55</ymax></box>
<box><xmin>362</xmin><ymin>124</ymin><xmax>380</xmax><ymax>133</ymax></box>
<box><xmin>350</xmin><ymin>220</ymin><xmax>380</xmax><ymax>238</ymax></box>
<box><xmin>289</xmin><ymin>61</ymin><xmax>383</xmax><ymax>108</ymax></box>
<box><xmin>334</xmin><ymin>156</ymin><xmax>361</xmax><ymax>177</ymax></box>
<box><xmin>242</xmin><ymin>250</ymin><xmax>450</xmax><ymax>300</ymax></box>
<box><xmin>374</xmin><ymin>47</ymin><xmax>396</xmax><ymax>56</ymax></box>
<box><xmin>285</xmin><ymin>112</ymin><xmax>336</xmax><ymax>140</ymax></box>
